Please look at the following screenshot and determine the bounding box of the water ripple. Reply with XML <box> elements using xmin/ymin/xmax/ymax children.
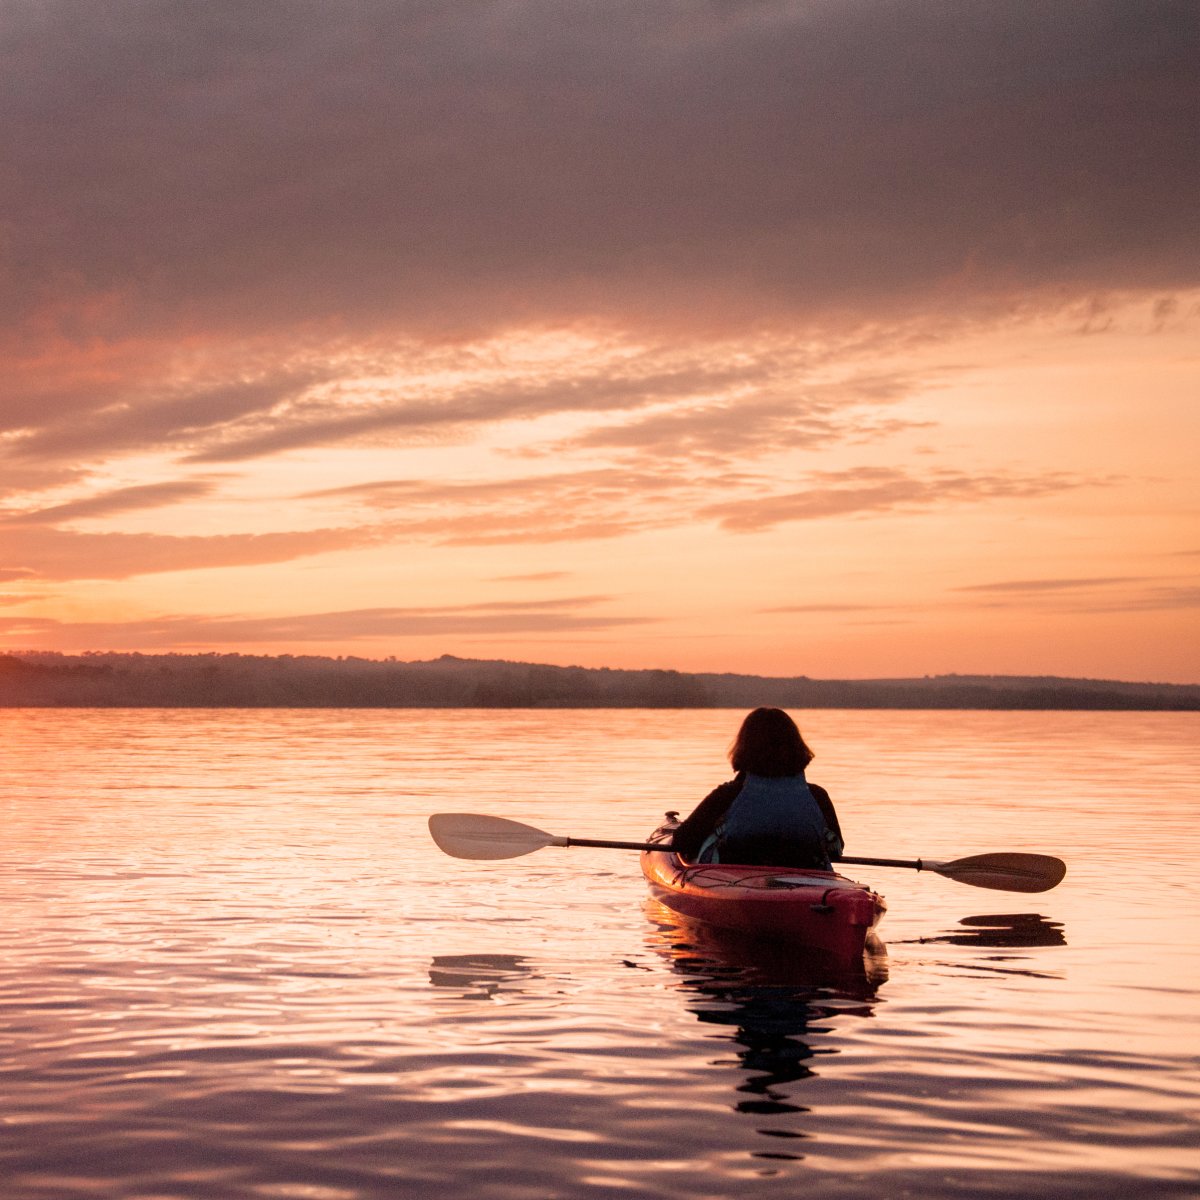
<box><xmin>2</xmin><ymin>708</ymin><xmax>1198</xmax><ymax>1198</ymax></box>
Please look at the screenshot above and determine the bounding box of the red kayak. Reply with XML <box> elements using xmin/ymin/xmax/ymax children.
<box><xmin>640</xmin><ymin>817</ymin><xmax>886</xmax><ymax>960</ymax></box>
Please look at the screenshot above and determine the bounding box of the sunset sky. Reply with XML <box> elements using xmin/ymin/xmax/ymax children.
<box><xmin>1</xmin><ymin>1</ymin><xmax>1197</xmax><ymax>682</ymax></box>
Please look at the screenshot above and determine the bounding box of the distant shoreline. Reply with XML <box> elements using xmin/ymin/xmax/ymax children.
<box><xmin>2</xmin><ymin>651</ymin><xmax>1197</xmax><ymax>710</ymax></box>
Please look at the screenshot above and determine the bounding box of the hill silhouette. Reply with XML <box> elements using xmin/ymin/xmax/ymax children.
<box><xmin>1</xmin><ymin>651</ymin><xmax>1196</xmax><ymax>710</ymax></box>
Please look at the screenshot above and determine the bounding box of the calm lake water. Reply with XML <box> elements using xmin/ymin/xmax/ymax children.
<box><xmin>2</xmin><ymin>708</ymin><xmax>1198</xmax><ymax>1199</ymax></box>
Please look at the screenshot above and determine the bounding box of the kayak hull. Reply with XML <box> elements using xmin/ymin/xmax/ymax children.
<box><xmin>640</xmin><ymin>821</ymin><xmax>886</xmax><ymax>960</ymax></box>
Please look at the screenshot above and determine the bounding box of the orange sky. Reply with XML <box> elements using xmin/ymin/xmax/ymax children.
<box><xmin>1</xmin><ymin>2</ymin><xmax>1197</xmax><ymax>682</ymax></box>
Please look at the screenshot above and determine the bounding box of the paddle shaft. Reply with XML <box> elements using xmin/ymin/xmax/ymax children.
<box><xmin>566</xmin><ymin>840</ymin><xmax>924</xmax><ymax>867</ymax></box>
<box><xmin>567</xmin><ymin>840</ymin><xmax>933</xmax><ymax>872</ymax></box>
<box><xmin>575</xmin><ymin>844</ymin><xmax>927</xmax><ymax>872</ymax></box>
<box><xmin>563</xmin><ymin>837</ymin><xmax>663</xmax><ymax>851</ymax></box>
<box><xmin>840</xmin><ymin>854</ymin><xmax>925</xmax><ymax>871</ymax></box>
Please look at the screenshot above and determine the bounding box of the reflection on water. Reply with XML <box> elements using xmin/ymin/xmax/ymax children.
<box><xmin>429</xmin><ymin>953</ymin><xmax>538</xmax><ymax>999</ymax></box>
<box><xmin>914</xmin><ymin>912</ymin><xmax>1068</xmax><ymax>948</ymax></box>
<box><xmin>644</xmin><ymin>903</ymin><xmax>883</xmax><ymax>1157</ymax></box>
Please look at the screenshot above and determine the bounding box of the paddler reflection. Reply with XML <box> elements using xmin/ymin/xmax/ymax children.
<box><xmin>645</xmin><ymin>903</ymin><xmax>885</xmax><ymax>1125</ymax></box>
<box><xmin>428</xmin><ymin>952</ymin><xmax>538</xmax><ymax>1000</ymax></box>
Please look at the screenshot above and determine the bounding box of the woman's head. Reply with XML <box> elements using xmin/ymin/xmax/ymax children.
<box><xmin>729</xmin><ymin>707</ymin><xmax>814</xmax><ymax>777</ymax></box>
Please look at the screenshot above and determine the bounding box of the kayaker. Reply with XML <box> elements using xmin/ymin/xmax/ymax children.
<box><xmin>672</xmin><ymin>707</ymin><xmax>844</xmax><ymax>868</ymax></box>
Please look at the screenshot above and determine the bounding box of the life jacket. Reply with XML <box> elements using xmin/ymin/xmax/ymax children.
<box><xmin>698</xmin><ymin>772</ymin><xmax>832</xmax><ymax>868</ymax></box>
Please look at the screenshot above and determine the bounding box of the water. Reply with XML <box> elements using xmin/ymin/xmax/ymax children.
<box><xmin>1</xmin><ymin>708</ymin><xmax>1197</xmax><ymax>1198</ymax></box>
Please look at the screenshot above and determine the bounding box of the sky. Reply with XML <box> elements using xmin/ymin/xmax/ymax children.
<box><xmin>1</xmin><ymin>0</ymin><xmax>1197</xmax><ymax>682</ymax></box>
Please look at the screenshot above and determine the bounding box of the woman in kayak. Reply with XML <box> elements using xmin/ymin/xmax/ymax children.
<box><xmin>672</xmin><ymin>707</ymin><xmax>844</xmax><ymax>868</ymax></box>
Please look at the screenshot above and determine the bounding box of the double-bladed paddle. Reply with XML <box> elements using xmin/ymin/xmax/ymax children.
<box><xmin>427</xmin><ymin>813</ymin><xmax>1066</xmax><ymax>893</ymax></box>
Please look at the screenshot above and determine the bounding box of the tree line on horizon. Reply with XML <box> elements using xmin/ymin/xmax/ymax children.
<box><xmin>1</xmin><ymin>651</ymin><xmax>1196</xmax><ymax>710</ymax></box>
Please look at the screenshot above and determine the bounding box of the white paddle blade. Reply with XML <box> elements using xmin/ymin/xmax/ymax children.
<box><xmin>428</xmin><ymin>813</ymin><xmax>564</xmax><ymax>860</ymax></box>
<box><xmin>934</xmin><ymin>852</ymin><xmax>1067</xmax><ymax>893</ymax></box>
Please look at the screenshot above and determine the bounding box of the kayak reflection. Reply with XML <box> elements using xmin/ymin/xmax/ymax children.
<box><xmin>645</xmin><ymin>900</ymin><xmax>884</xmax><ymax>1132</ymax></box>
<box><xmin>918</xmin><ymin>912</ymin><xmax>1067</xmax><ymax>948</ymax></box>
<box><xmin>427</xmin><ymin>952</ymin><xmax>538</xmax><ymax>999</ymax></box>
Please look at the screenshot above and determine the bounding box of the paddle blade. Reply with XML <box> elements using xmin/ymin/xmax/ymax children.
<box><xmin>428</xmin><ymin>813</ymin><xmax>564</xmax><ymax>860</ymax></box>
<box><xmin>931</xmin><ymin>852</ymin><xmax>1067</xmax><ymax>893</ymax></box>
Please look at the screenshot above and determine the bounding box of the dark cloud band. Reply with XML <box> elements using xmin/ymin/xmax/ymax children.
<box><xmin>3</xmin><ymin>0</ymin><xmax>1196</xmax><ymax>349</ymax></box>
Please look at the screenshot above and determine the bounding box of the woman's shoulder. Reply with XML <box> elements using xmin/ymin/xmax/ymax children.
<box><xmin>703</xmin><ymin>776</ymin><xmax>744</xmax><ymax>804</ymax></box>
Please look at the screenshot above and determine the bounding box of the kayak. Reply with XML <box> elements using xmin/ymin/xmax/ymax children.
<box><xmin>640</xmin><ymin>816</ymin><xmax>886</xmax><ymax>959</ymax></box>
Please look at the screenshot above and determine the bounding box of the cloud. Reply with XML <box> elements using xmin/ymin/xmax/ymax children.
<box><xmin>0</xmin><ymin>461</ymin><xmax>87</xmax><ymax>501</ymax></box>
<box><xmin>6</xmin><ymin>0</ymin><xmax>1195</xmax><ymax>486</ymax></box>
<box><xmin>0</xmin><ymin>335</ymin><xmax>344</xmax><ymax>468</ymax></box>
<box><xmin>3</xmin><ymin>0</ymin><xmax>1196</xmax><ymax>357</ymax></box>
<box><xmin>955</xmin><ymin>577</ymin><xmax>1200</xmax><ymax>613</ymax></box>
<box><xmin>6</xmin><ymin>371</ymin><xmax>331</xmax><ymax>461</ymax></box>
<box><xmin>0</xmin><ymin>598</ymin><xmax>653</xmax><ymax>650</ymax></box>
<box><xmin>1111</xmin><ymin>585</ymin><xmax>1200</xmax><ymax>612</ymax></box>
<box><xmin>306</xmin><ymin>466</ymin><xmax>717</xmax><ymax>545</ymax></box>
<box><xmin>302</xmin><ymin>461</ymin><xmax>1106</xmax><ymax>546</ymax></box>
<box><xmin>762</xmin><ymin>574</ymin><xmax>1200</xmax><ymax>620</ymax></box>
<box><xmin>4</xmin><ymin>480</ymin><xmax>218</xmax><ymax>524</ymax></box>
<box><xmin>700</xmin><ymin>466</ymin><xmax>1095</xmax><ymax>532</ymax></box>
<box><xmin>2</xmin><ymin>456</ymin><xmax>1091</xmax><ymax>587</ymax></box>
<box><xmin>0</xmin><ymin>591</ymin><xmax>46</xmax><ymax>607</ymax></box>
<box><xmin>0</xmin><ymin>333</ymin><xmax>791</xmax><ymax>468</ymax></box>
<box><xmin>0</xmin><ymin>525</ymin><xmax>370</xmax><ymax>581</ymax></box>
<box><xmin>954</xmin><ymin>576</ymin><xmax>1148</xmax><ymax>593</ymax></box>
<box><xmin>307</xmin><ymin>469</ymin><xmax>670</xmax><ymax>509</ymax></box>
<box><xmin>183</xmin><ymin>353</ymin><xmax>769</xmax><ymax>463</ymax></box>
<box><xmin>539</xmin><ymin>370</ymin><xmax>935</xmax><ymax>466</ymax></box>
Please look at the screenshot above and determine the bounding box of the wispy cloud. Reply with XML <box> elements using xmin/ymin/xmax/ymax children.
<box><xmin>304</xmin><ymin>462</ymin><xmax>1109</xmax><ymax>546</ymax></box>
<box><xmin>304</xmin><ymin>468</ymin><xmax>688</xmax><ymax>544</ymax></box>
<box><xmin>956</xmin><ymin>577</ymin><xmax>1200</xmax><ymax>614</ymax></box>
<box><xmin>0</xmin><ymin>526</ymin><xmax>370</xmax><ymax>582</ymax></box>
<box><xmin>2</xmin><ymin>457</ymin><xmax>1100</xmax><ymax>584</ymax></box>
<box><xmin>0</xmin><ymin>461</ymin><xmax>87</xmax><ymax>502</ymax></box>
<box><xmin>535</xmin><ymin>374</ymin><xmax>935</xmax><ymax>467</ymax></box>
<box><xmin>941</xmin><ymin>573</ymin><xmax>1200</xmax><ymax>619</ymax></box>
<box><xmin>3</xmin><ymin>481</ymin><xmax>218</xmax><ymax>525</ymax></box>
<box><xmin>0</xmin><ymin>598</ymin><xmax>653</xmax><ymax>650</ymax></box>
<box><xmin>6</xmin><ymin>372</ymin><xmax>332</xmax><ymax>462</ymax></box>
<box><xmin>955</xmin><ymin>577</ymin><xmax>1148</xmax><ymax>594</ymax></box>
<box><xmin>182</xmin><ymin>355</ymin><xmax>783</xmax><ymax>464</ymax></box>
<box><xmin>1106</xmin><ymin>585</ymin><xmax>1200</xmax><ymax>612</ymax></box>
<box><xmin>700</xmin><ymin>467</ymin><xmax>1096</xmax><ymax>532</ymax></box>
<box><xmin>2</xmin><ymin>335</ymin><xmax>818</xmax><ymax>470</ymax></box>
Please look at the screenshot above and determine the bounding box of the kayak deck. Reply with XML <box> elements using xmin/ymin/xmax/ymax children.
<box><xmin>640</xmin><ymin>820</ymin><xmax>886</xmax><ymax>959</ymax></box>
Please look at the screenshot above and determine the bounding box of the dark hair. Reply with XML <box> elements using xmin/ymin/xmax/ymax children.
<box><xmin>729</xmin><ymin>707</ymin><xmax>814</xmax><ymax>777</ymax></box>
